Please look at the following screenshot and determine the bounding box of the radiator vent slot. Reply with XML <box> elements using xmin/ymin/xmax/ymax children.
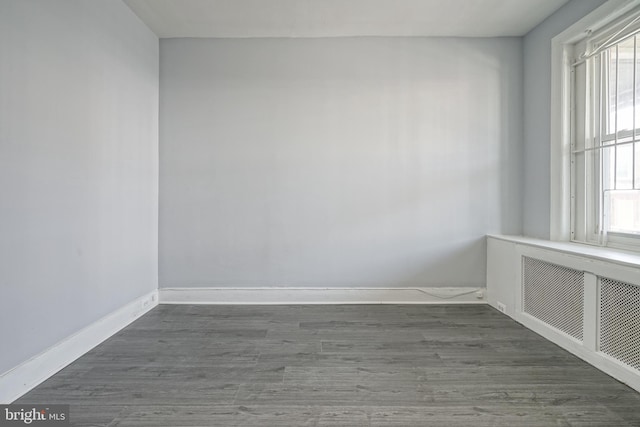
<box><xmin>599</xmin><ymin>277</ymin><xmax>640</xmax><ymax>371</ymax></box>
<box><xmin>523</xmin><ymin>257</ymin><xmax>584</xmax><ymax>341</ymax></box>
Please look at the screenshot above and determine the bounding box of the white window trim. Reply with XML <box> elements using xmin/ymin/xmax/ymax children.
<box><xmin>550</xmin><ymin>0</ymin><xmax>640</xmax><ymax>242</ymax></box>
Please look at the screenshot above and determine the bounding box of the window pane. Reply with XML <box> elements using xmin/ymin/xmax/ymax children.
<box><xmin>635</xmin><ymin>36</ymin><xmax>640</xmax><ymax>132</ymax></box>
<box><xmin>636</xmin><ymin>142</ymin><xmax>640</xmax><ymax>188</ymax></box>
<box><xmin>605</xmin><ymin>48</ymin><xmax>617</xmax><ymax>136</ymax></box>
<box><xmin>616</xmin><ymin>143</ymin><xmax>634</xmax><ymax>189</ymax></box>
<box><xmin>617</xmin><ymin>38</ymin><xmax>635</xmax><ymax>132</ymax></box>
<box><xmin>602</xmin><ymin>145</ymin><xmax>616</xmax><ymax>191</ymax></box>
<box><xmin>606</xmin><ymin>190</ymin><xmax>640</xmax><ymax>233</ymax></box>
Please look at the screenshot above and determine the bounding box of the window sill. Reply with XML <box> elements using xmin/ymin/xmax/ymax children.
<box><xmin>487</xmin><ymin>234</ymin><xmax>640</xmax><ymax>270</ymax></box>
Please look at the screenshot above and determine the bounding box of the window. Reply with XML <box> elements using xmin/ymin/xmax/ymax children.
<box><xmin>571</xmin><ymin>8</ymin><xmax>640</xmax><ymax>249</ymax></box>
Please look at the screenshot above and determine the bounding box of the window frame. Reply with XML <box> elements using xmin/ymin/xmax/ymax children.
<box><xmin>573</xmin><ymin>19</ymin><xmax>640</xmax><ymax>249</ymax></box>
<box><xmin>551</xmin><ymin>0</ymin><xmax>640</xmax><ymax>249</ymax></box>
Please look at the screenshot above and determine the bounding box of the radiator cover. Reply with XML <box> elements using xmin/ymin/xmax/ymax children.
<box><xmin>599</xmin><ymin>277</ymin><xmax>640</xmax><ymax>371</ymax></box>
<box><xmin>522</xmin><ymin>256</ymin><xmax>584</xmax><ymax>341</ymax></box>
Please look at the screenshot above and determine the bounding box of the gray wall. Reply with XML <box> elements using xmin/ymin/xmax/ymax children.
<box><xmin>523</xmin><ymin>0</ymin><xmax>607</xmax><ymax>238</ymax></box>
<box><xmin>160</xmin><ymin>37</ymin><xmax>523</xmax><ymax>289</ymax></box>
<box><xmin>0</xmin><ymin>0</ymin><xmax>158</xmax><ymax>374</ymax></box>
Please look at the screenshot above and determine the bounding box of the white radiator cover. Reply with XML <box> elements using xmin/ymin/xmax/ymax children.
<box><xmin>522</xmin><ymin>257</ymin><xmax>584</xmax><ymax>341</ymax></box>
<box><xmin>487</xmin><ymin>235</ymin><xmax>640</xmax><ymax>393</ymax></box>
<box><xmin>599</xmin><ymin>277</ymin><xmax>640</xmax><ymax>371</ymax></box>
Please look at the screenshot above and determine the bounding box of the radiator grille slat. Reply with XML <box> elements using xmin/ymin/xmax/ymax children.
<box><xmin>599</xmin><ymin>278</ymin><xmax>640</xmax><ymax>371</ymax></box>
<box><xmin>523</xmin><ymin>257</ymin><xmax>584</xmax><ymax>341</ymax></box>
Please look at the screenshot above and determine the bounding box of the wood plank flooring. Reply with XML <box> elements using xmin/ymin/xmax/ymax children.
<box><xmin>15</xmin><ymin>304</ymin><xmax>640</xmax><ymax>426</ymax></box>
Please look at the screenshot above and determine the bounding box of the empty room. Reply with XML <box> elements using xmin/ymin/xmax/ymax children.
<box><xmin>2</xmin><ymin>0</ymin><xmax>640</xmax><ymax>425</ymax></box>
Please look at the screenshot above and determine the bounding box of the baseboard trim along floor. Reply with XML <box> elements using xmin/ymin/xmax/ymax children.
<box><xmin>159</xmin><ymin>287</ymin><xmax>486</xmax><ymax>305</ymax></box>
<box><xmin>0</xmin><ymin>290</ymin><xmax>158</xmax><ymax>403</ymax></box>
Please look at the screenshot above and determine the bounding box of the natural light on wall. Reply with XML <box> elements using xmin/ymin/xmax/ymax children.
<box><xmin>572</xmin><ymin>8</ymin><xmax>640</xmax><ymax>248</ymax></box>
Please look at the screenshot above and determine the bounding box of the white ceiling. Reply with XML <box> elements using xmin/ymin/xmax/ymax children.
<box><xmin>123</xmin><ymin>0</ymin><xmax>571</xmax><ymax>38</ymax></box>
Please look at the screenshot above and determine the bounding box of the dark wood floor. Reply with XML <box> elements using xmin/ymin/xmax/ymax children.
<box><xmin>16</xmin><ymin>304</ymin><xmax>640</xmax><ymax>426</ymax></box>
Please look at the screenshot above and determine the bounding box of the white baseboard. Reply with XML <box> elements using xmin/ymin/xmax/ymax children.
<box><xmin>159</xmin><ymin>287</ymin><xmax>486</xmax><ymax>305</ymax></box>
<box><xmin>0</xmin><ymin>290</ymin><xmax>158</xmax><ymax>404</ymax></box>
